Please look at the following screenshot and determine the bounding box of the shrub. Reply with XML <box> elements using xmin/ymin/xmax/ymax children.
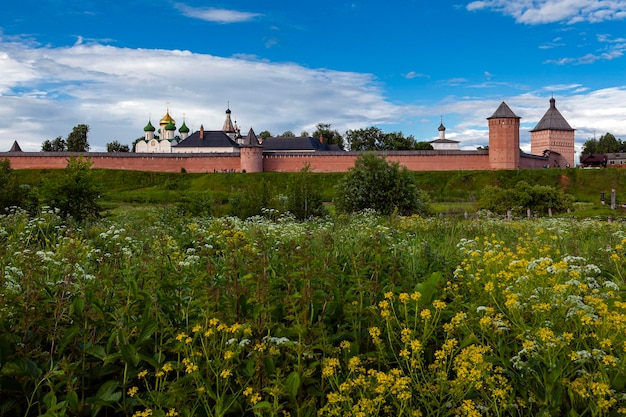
<box><xmin>285</xmin><ymin>165</ymin><xmax>325</xmax><ymax>220</ymax></box>
<box><xmin>40</xmin><ymin>155</ymin><xmax>101</xmax><ymax>222</ymax></box>
<box><xmin>334</xmin><ymin>154</ymin><xmax>429</xmax><ymax>215</ymax></box>
<box><xmin>478</xmin><ymin>180</ymin><xmax>573</xmax><ymax>215</ymax></box>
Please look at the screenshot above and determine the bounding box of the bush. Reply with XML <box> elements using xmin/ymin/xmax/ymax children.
<box><xmin>285</xmin><ymin>165</ymin><xmax>325</xmax><ymax>220</ymax></box>
<box><xmin>478</xmin><ymin>180</ymin><xmax>573</xmax><ymax>215</ymax></box>
<box><xmin>41</xmin><ymin>156</ymin><xmax>101</xmax><ymax>221</ymax></box>
<box><xmin>334</xmin><ymin>154</ymin><xmax>429</xmax><ymax>215</ymax></box>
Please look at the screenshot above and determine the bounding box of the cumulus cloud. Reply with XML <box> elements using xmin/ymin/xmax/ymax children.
<box><xmin>0</xmin><ymin>39</ymin><xmax>407</xmax><ymax>151</ymax></box>
<box><xmin>174</xmin><ymin>3</ymin><xmax>262</xmax><ymax>23</ymax></box>
<box><xmin>466</xmin><ymin>0</ymin><xmax>626</xmax><ymax>24</ymax></box>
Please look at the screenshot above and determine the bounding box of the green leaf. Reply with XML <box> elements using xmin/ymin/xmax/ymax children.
<box><xmin>284</xmin><ymin>371</ymin><xmax>300</xmax><ymax>400</ymax></box>
<box><xmin>135</xmin><ymin>320</ymin><xmax>158</xmax><ymax>346</ymax></box>
<box><xmin>0</xmin><ymin>358</ymin><xmax>42</xmax><ymax>378</ymax></box>
<box><xmin>121</xmin><ymin>344</ymin><xmax>138</xmax><ymax>367</ymax></box>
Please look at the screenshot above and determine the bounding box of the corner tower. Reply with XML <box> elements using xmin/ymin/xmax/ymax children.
<box><xmin>530</xmin><ymin>97</ymin><xmax>575</xmax><ymax>167</ymax></box>
<box><xmin>488</xmin><ymin>101</ymin><xmax>520</xmax><ymax>169</ymax></box>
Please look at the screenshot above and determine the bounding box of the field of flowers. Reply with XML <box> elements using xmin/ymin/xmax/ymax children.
<box><xmin>1</xmin><ymin>208</ymin><xmax>626</xmax><ymax>417</ymax></box>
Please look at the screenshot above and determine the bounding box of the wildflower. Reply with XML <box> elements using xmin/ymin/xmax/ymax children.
<box><xmin>420</xmin><ymin>309</ymin><xmax>431</xmax><ymax>320</ymax></box>
<box><xmin>220</xmin><ymin>369</ymin><xmax>232</xmax><ymax>379</ymax></box>
<box><xmin>137</xmin><ymin>370</ymin><xmax>148</xmax><ymax>379</ymax></box>
<box><xmin>127</xmin><ymin>386</ymin><xmax>139</xmax><ymax>397</ymax></box>
<box><xmin>411</xmin><ymin>291</ymin><xmax>422</xmax><ymax>301</ymax></box>
<box><xmin>348</xmin><ymin>356</ymin><xmax>361</xmax><ymax>372</ymax></box>
<box><xmin>322</xmin><ymin>357</ymin><xmax>340</xmax><ymax>378</ymax></box>
<box><xmin>175</xmin><ymin>332</ymin><xmax>187</xmax><ymax>341</ymax></box>
<box><xmin>433</xmin><ymin>300</ymin><xmax>446</xmax><ymax>310</ymax></box>
<box><xmin>224</xmin><ymin>350</ymin><xmax>234</xmax><ymax>360</ymax></box>
<box><xmin>384</xmin><ymin>291</ymin><xmax>394</xmax><ymax>300</ymax></box>
<box><xmin>369</xmin><ymin>327</ymin><xmax>382</xmax><ymax>344</ymax></box>
<box><xmin>399</xmin><ymin>292</ymin><xmax>409</xmax><ymax>303</ymax></box>
<box><xmin>166</xmin><ymin>410</ymin><xmax>178</xmax><ymax>417</ymax></box>
<box><xmin>340</xmin><ymin>340</ymin><xmax>351</xmax><ymax>350</ymax></box>
<box><xmin>192</xmin><ymin>324</ymin><xmax>202</xmax><ymax>333</ymax></box>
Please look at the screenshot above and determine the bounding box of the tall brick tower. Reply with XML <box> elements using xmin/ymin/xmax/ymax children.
<box><xmin>239</xmin><ymin>128</ymin><xmax>264</xmax><ymax>173</ymax></box>
<box><xmin>530</xmin><ymin>97</ymin><xmax>575</xmax><ymax>167</ymax></box>
<box><xmin>488</xmin><ymin>101</ymin><xmax>520</xmax><ymax>169</ymax></box>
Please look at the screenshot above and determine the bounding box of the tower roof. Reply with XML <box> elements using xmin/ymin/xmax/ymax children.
<box><xmin>164</xmin><ymin>120</ymin><xmax>176</xmax><ymax>131</ymax></box>
<box><xmin>487</xmin><ymin>101</ymin><xmax>520</xmax><ymax>119</ymax></box>
<box><xmin>9</xmin><ymin>141</ymin><xmax>22</xmax><ymax>152</ymax></box>
<box><xmin>438</xmin><ymin>122</ymin><xmax>446</xmax><ymax>132</ymax></box>
<box><xmin>179</xmin><ymin>121</ymin><xmax>190</xmax><ymax>133</ymax></box>
<box><xmin>242</xmin><ymin>128</ymin><xmax>260</xmax><ymax>146</ymax></box>
<box><xmin>530</xmin><ymin>98</ymin><xmax>574</xmax><ymax>132</ymax></box>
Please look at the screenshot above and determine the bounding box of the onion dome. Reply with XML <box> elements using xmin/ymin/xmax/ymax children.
<box><xmin>144</xmin><ymin>120</ymin><xmax>156</xmax><ymax>132</ymax></box>
<box><xmin>179</xmin><ymin>121</ymin><xmax>190</xmax><ymax>133</ymax></box>
<box><xmin>160</xmin><ymin>111</ymin><xmax>175</xmax><ymax>126</ymax></box>
<box><xmin>165</xmin><ymin>120</ymin><xmax>176</xmax><ymax>131</ymax></box>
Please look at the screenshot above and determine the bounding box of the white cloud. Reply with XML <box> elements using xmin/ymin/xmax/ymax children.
<box><xmin>174</xmin><ymin>3</ymin><xmax>262</xmax><ymax>23</ymax></box>
<box><xmin>404</xmin><ymin>71</ymin><xmax>429</xmax><ymax>79</ymax></box>
<box><xmin>466</xmin><ymin>0</ymin><xmax>626</xmax><ymax>24</ymax></box>
<box><xmin>0</xmin><ymin>39</ymin><xmax>405</xmax><ymax>151</ymax></box>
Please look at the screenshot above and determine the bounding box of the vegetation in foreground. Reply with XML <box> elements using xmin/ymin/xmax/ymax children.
<box><xmin>1</xmin><ymin>208</ymin><xmax>626</xmax><ymax>416</ymax></box>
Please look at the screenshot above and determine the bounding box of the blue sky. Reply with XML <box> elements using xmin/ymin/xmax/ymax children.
<box><xmin>1</xmin><ymin>0</ymin><xmax>626</xmax><ymax>161</ymax></box>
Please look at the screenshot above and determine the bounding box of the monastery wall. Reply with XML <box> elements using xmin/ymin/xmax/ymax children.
<box><xmin>2</xmin><ymin>150</ymin><xmax>502</xmax><ymax>173</ymax></box>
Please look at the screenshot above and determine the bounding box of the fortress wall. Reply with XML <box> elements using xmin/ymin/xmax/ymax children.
<box><xmin>3</xmin><ymin>153</ymin><xmax>241</xmax><ymax>173</ymax></box>
<box><xmin>3</xmin><ymin>149</ymin><xmax>537</xmax><ymax>173</ymax></box>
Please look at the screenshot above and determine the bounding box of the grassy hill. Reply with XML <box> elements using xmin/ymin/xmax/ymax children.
<box><xmin>13</xmin><ymin>167</ymin><xmax>626</xmax><ymax>218</ymax></box>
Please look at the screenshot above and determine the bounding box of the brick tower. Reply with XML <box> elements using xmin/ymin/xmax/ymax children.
<box><xmin>239</xmin><ymin>128</ymin><xmax>264</xmax><ymax>173</ymax></box>
<box><xmin>530</xmin><ymin>97</ymin><xmax>575</xmax><ymax>167</ymax></box>
<box><xmin>488</xmin><ymin>101</ymin><xmax>520</xmax><ymax>169</ymax></box>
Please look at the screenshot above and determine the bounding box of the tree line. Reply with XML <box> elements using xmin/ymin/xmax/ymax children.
<box><xmin>581</xmin><ymin>132</ymin><xmax>625</xmax><ymax>154</ymax></box>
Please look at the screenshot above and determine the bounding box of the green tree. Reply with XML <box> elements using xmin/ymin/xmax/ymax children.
<box><xmin>285</xmin><ymin>164</ymin><xmax>325</xmax><ymax>220</ymax></box>
<box><xmin>381</xmin><ymin>131</ymin><xmax>417</xmax><ymax>150</ymax></box>
<box><xmin>415</xmin><ymin>141</ymin><xmax>434</xmax><ymax>150</ymax></box>
<box><xmin>595</xmin><ymin>133</ymin><xmax>623</xmax><ymax>154</ymax></box>
<box><xmin>334</xmin><ymin>154</ymin><xmax>429</xmax><ymax>215</ymax></box>
<box><xmin>66</xmin><ymin>124</ymin><xmax>90</xmax><ymax>152</ymax></box>
<box><xmin>41</xmin><ymin>136</ymin><xmax>66</xmax><ymax>152</ymax></box>
<box><xmin>345</xmin><ymin>127</ymin><xmax>386</xmax><ymax>151</ymax></box>
<box><xmin>258</xmin><ymin>131</ymin><xmax>272</xmax><ymax>139</ymax></box>
<box><xmin>313</xmin><ymin>123</ymin><xmax>345</xmax><ymax>150</ymax></box>
<box><xmin>279</xmin><ymin>130</ymin><xmax>296</xmax><ymax>137</ymax></box>
<box><xmin>106</xmin><ymin>140</ymin><xmax>130</xmax><ymax>152</ymax></box>
<box><xmin>581</xmin><ymin>138</ymin><xmax>598</xmax><ymax>155</ymax></box>
<box><xmin>41</xmin><ymin>156</ymin><xmax>101</xmax><ymax>221</ymax></box>
<box><xmin>0</xmin><ymin>159</ymin><xmax>20</xmax><ymax>210</ymax></box>
<box><xmin>300</xmin><ymin>130</ymin><xmax>310</xmax><ymax>137</ymax></box>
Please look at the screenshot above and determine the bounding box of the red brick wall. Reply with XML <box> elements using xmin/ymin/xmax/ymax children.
<box><xmin>2</xmin><ymin>149</ymin><xmax>544</xmax><ymax>173</ymax></box>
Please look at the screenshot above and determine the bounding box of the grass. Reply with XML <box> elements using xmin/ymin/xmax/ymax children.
<box><xmin>12</xmin><ymin>167</ymin><xmax>626</xmax><ymax>217</ymax></box>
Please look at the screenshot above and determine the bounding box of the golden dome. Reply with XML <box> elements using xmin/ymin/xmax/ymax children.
<box><xmin>160</xmin><ymin>111</ymin><xmax>175</xmax><ymax>126</ymax></box>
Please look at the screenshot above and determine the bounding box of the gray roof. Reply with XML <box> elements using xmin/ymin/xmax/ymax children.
<box><xmin>530</xmin><ymin>98</ymin><xmax>574</xmax><ymax>132</ymax></box>
<box><xmin>241</xmin><ymin>128</ymin><xmax>261</xmax><ymax>147</ymax></box>
<box><xmin>262</xmin><ymin>136</ymin><xmax>337</xmax><ymax>151</ymax></box>
<box><xmin>9</xmin><ymin>141</ymin><xmax>22</xmax><ymax>152</ymax></box>
<box><xmin>430</xmin><ymin>138</ymin><xmax>459</xmax><ymax>144</ymax></box>
<box><xmin>174</xmin><ymin>130</ymin><xmax>239</xmax><ymax>148</ymax></box>
<box><xmin>487</xmin><ymin>101</ymin><xmax>520</xmax><ymax>119</ymax></box>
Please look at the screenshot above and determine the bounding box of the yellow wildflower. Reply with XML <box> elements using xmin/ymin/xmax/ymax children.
<box><xmin>220</xmin><ymin>369</ymin><xmax>232</xmax><ymax>379</ymax></box>
<box><xmin>127</xmin><ymin>386</ymin><xmax>138</xmax><ymax>397</ymax></box>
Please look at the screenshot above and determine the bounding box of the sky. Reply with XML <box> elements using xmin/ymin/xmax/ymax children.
<box><xmin>1</xmin><ymin>0</ymin><xmax>626</xmax><ymax>161</ymax></box>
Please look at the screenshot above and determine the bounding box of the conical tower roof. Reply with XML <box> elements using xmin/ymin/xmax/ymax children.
<box><xmin>242</xmin><ymin>128</ymin><xmax>260</xmax><ymax>146</ymax></box>
<box><xmin>488</xmin><ymin>101</ymin><xmax>520</xmax><ymax>119</ymax></box>
<box><xmin>530</xmin><ymin>98</ymin><xmax>574</xmax><ymax>132</ymax></box>
<box><xmin>9</xmin><ymin>141</ymin><xmax>22</xmax><ymax>152</ymax></box>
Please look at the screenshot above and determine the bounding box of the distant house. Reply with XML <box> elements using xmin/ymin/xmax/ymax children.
<box><xmin>429</xmin><ymin>121</ymin><xmax>459</xmax><ymax>150</ymax></box>
<box><xmin>579</xmin><ymin>154</ymin><xmax>607</xmax><ymax>168</ymax></box>
<box><xmin>606</xmin><ymin>153</ymin><xmax>626</xmax><ymax>166</ymax></box>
